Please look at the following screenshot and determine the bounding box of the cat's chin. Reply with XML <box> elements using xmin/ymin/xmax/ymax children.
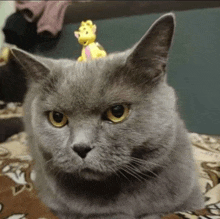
<box><xmin>79</xmin><ymin>168</ymin><xmax>110</xmax><ymax>181</ymax></box>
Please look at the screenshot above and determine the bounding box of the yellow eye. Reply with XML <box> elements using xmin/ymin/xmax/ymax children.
<box><xmin>48</xmin><ymin>111</ymin><xmax>68</xmax><ymax>128</ymax></box>
<box><xmin>106</xmin><ymin>105</ymin><xmax>130</xmax><ymax>123</ymax></box>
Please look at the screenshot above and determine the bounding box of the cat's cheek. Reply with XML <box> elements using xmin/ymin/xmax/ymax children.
<box><xmin>34</xmin><ymin>117</ymin><xmax>70</xmax><ymax>152</ymax></box>
<box><xmin>100</xmin><ymin>118</ymin><xmax>142</xmax><ymax>150</ymax></box>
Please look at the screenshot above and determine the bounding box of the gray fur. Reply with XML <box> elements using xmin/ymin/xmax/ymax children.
<box><xmin>11</xmin><ymin>13</ymin><xmax>204</xmax><ymax>219</ymax></box>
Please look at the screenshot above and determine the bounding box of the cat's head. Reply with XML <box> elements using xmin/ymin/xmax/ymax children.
<box><xmin>11</xmin><ymin>13</ymin><xmax>177</xmax><ymax>181</ymax></box>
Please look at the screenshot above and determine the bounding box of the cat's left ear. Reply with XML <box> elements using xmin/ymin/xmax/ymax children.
<box><xmin>126</xmin><ymin>13</ymin><xmax>175</xmax><ymax>82</ymax></box>
<box><xmin>10</xmin><ymin>48</ymin><xmax>50</xmax><ymax>82</ymax></box>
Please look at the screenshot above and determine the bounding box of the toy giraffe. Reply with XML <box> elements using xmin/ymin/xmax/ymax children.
<box><xmin>74</xmin><ymin>20</ymin><xmax>107</xmax><ymax>62</ymax></box>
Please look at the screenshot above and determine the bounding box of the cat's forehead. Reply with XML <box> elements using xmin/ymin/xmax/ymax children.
<box><xmin>56</xmin><ymin>53</ymin><xmax>126</xmax><ymax>81</ymax></box>
<box><xmin>41</xmin><ymin>54</ymin><xmax>143</xmax><ymax>112</ymax></box>
<box><xmin>52</xmin><ymin>55</ymin><xmax>122</xmax><ymax>93</ymax></box>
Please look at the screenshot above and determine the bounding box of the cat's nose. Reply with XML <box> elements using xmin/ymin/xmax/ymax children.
<box><xmin>72</xmin><ymin>144</ymin><xmax>92</xmax><ymax>159</ymax></box>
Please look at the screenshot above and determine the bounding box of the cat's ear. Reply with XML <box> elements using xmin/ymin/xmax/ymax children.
<box><xmin>10</xmin><ymin>48</ymin><xmax>50</xmax><ymax>82</ymax></box>
<box><xmin>126</xmin><ymin>13</ymin><xmax>175</xmax><ymax>82</ymax></box>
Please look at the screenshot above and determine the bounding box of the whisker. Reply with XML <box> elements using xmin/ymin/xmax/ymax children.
<box><xmin>122</xmin><ymin>166</ymin><xmax>145</xmax><ymax>182</ymax></box>
<box><xmin>125</xmin><ymin>164</ymin><xmax>151</xmax><ymax>182</ymax></box>
<box><xmin>118</xmin><ymin>169</ymin><xmax>131</xmax><ymax>182</ymax></box>
<box><xmin>104</xmin><ymin>165</ymin><xmax>121</xmax><ymax>179</ymax></box>
<box><xmin>102</xmin><ymin>156</ymin><xmax>160</xmax><ymax>181</ymax></box>
<box><xmin>44</xmin><ymin>158</ymin><xmax>53</xmax><ymax>167</ymax></box>
<box><xmin>128</xmin><ymin>162</ymin><xmax>159</xmax><ymax>179</ymax></box>
<box><xmin>130</xmin><ymin>157</ymin><xmax>161</xmax><ymax>167</ymax></box>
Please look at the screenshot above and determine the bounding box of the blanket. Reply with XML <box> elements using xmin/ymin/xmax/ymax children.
<box><xmin>0</xmin><ymin>107</ymin><xmax>219</xmax><ymax>219</ymax></box>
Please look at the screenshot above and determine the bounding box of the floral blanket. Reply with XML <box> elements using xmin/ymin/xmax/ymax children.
<box><xmin>0</xmin><ymin>130</ymin><xmax>220</xmax><ymax>219</ymax></box>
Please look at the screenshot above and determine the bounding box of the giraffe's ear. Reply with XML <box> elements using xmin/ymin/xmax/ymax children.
<box><xmin>86</xmin><ymin>20</ymin><xmax>93</xmax><ymax>26</ymax></box>
<box><xmin>74</xmin><ymin>31</ymin><xmax>80</xmax><ymax>39</ymax></box>
<box><xmin>92</xmin><ymin>25</ymin><xmax>97</xmax><ymax>34</ymax></box>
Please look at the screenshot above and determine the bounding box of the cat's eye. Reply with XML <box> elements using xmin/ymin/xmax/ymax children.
<box><xmin>105</xmin><ymin>105</ymin><xmax>130</xmax><ymax>123</ymax></box>
<box><xmin>48</xmin><ymin>111</ymin><xmax>68</xmax><ymax>128</ymax></box>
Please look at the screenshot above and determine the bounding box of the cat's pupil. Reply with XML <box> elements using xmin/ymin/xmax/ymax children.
<box><xmin>53</xmin><ymin>112</ymin><xmax>64</xmax><ymax>123</ymax></box>
<box><xmin>111</xmin><ymin>105</ymin><xmax>124</xmax><ymax>118</ymax></box>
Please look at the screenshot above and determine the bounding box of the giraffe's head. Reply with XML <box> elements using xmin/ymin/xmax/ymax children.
<box><xmin>74</xmin><ymin>20</ymin><xmax>97</xmax><ymax>46</ymax></box>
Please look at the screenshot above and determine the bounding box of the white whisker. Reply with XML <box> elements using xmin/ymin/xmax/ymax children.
<box><xmin>122</xmin><ymin>165</ymin><xmax>145</xmax><ymax>182</ymax></box>
<box><xmin>128</xmin><ymin>162</ymin><xmax>159</xmax><ymax>179</ymax></box>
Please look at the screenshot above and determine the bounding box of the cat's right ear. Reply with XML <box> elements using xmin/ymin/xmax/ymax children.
<box><xmin>10</xmin><ymin>48</ymin><xmax>50</xmax><ymax>82</ymax></box>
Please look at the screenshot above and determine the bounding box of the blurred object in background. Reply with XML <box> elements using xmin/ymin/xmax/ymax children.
<box><xmin>0</xmin><ymin>1</ymin><xmax>15</xmax><ymax>50</ymax></box>
<box><xmin>3</xmin><ymin>12</ymin><xmax>37</xmax><ymax>51</ymax></box>
<box><xmin>16</xmin><ymin>1</ymin><xmax>71</xmax><ymax>38</ymax></box>
<box><xmin>0</xmin><ymin>47</ymin><xmax>11</xmax><ymax>66</ymax></box>
<box><xmin>0</xmin><ymin>102</ymin><xmax>24</xmax><ymax>143</ymax></box>
<box><xmin>0</xmin><ymin>117</ymin><xmax>24</xmax><ymax>143</ymax></box>
<box><xmin>64</xmin><ymin>1</ymin><xmax>220</xmax><ymax>24</ymax></box>
<box><xmin>0</xmin><ymin>53</ymin><xmax>27</xmax><ymax>103</ymax></box>
<box><xmin>2</xmin><ymin>1</ymin><xmax>71</xmax><ymax>52</ymax></box>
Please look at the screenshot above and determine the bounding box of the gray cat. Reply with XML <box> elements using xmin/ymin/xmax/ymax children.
<box><xmin>11</xmin><ymin>13</ymin><xmax>204</xmax><ymax>219</ymax></box>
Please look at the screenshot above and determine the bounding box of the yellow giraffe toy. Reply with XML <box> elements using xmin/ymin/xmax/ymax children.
<box><xmin>74</xmin><ymin>20</ymin><xmax>107</xmax><ymax>62</ymax></box>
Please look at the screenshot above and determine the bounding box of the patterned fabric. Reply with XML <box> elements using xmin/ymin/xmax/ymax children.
<box><xmin>0</xmin><ymin>133</ymin><xmax>58</xmax><ymax>219</ymax></box>
<box><xmin>0</xmin><ymin>131</ymin><xmax>219</xmax><ymax>218</ymax></box>
<box><xmin>162</xmin><ymin>133</ymin><xmax>220</xmax><ymax>219</ymax></box>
